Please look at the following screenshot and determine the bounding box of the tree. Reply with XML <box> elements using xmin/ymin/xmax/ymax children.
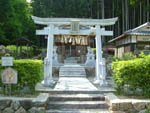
<box><xmin>0</xmin><ymin>0</ymin><xmax>36</xmax><ymax>45</ymax></box>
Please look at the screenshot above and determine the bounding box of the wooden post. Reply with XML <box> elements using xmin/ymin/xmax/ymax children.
<box><xmin>20</xmin><ymin>46</ymin><xmax>22</xmax><ymax>59</ymax></box>
<box><xmin>26</xmin><ymin>44</ymin><xmax>29</xmax><ymax>58</ymax></box>
<box><xmin>16</xmin><ymin>44</ymin><xmax>18</xmax><ymax>59</ymax></box>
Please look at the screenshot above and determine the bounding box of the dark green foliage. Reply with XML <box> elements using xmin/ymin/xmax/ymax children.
<box><xmin>112</xmin><ymin>55</ymin><xmax>150</xmax><ymax>96</ymax></box>
<box><xmin>0</xmin><ymin>60</ymin><xmax>43</xmax><ymax>89</ymax></box>
<box><xmin>0</xmin><ymin>0</ymin><xmax>36</xmax><ymax>45</ymax></box>
<box><xmin>31</xmin><ymin>0</ymin><xmax>96</xmax><ymax>18</ymax></box>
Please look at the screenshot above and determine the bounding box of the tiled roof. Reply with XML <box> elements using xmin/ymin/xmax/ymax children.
<box><xmin>109</xmin><ymin>22</ymin><xmax>150</xmax><ymax>43</ymax></box>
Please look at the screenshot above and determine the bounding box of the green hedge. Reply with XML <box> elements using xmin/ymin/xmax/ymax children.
<box><xmin>112</xmin><ymin>55</ymin><xmax>150</xmax><ymax>96</ymax></box>
<box><xmin>0</xmin><ymin>59</ymin><xmax>43</xmax><ymax>89</ymax></box>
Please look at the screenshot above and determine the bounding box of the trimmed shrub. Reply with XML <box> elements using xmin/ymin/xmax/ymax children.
<box><xmin>0</xmin><ymin>59</ymin><xmax>43</xmax><ymax>89</ymax></box>
<box><xmin>112</xmin><ymin>55</ymin><xmax>150</xmax><ymax>96</ymax></box>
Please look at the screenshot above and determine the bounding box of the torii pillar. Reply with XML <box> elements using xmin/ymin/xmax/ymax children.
<box><xmin>43</xmin><ymin>24</ymin><xmax>55</xmax><ymax>86</ymax></box>
<box><xmin>94</xmin><ymin>25</ymin><xmax>107</xmax><ymax>86</ymax></box>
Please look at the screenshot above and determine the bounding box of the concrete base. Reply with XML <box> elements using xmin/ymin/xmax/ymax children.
<box><xmin>42</xmin><ymin>80</ymin><xmax>56</xmax><ymax>87</ymax></box>
<box><xmin>93</xmin><ymin>79</ymin><xmax>100</xmax><ymax>84</ymax></box>
<box><xmin>99</xmin><ymin>80</ymin><xmax>108</xmax><ymax>87</ymax></box>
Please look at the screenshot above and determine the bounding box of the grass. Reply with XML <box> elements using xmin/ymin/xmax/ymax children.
<box><xmin>0</xmin><ymin>87</ymin><xmax>40</xmax><ymax>97</ymax></box>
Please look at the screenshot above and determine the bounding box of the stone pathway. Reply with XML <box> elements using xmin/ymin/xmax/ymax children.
<box><xmin>54</xmin><ymin>77</ymin><xmax>98</xmax><ymax>91</ymax></box>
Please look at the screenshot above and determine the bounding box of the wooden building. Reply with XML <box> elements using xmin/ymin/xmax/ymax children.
<box><xmin>109</xmin><ymin>22</ymin><xmax>150</xmax><ymax>57</ymax></box>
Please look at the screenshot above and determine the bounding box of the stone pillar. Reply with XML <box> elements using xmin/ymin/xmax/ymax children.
<box><xmin>99</xmin><ymin>58</ymin><xmax>107</xmax><ymax>86</ymax></box>
<box><xmin>94</xmin><ymin>25</ymin><xmax>102</xmax><ymax>84</ymax></box>
<box><xmin>43</xmin><ymin>24</ymin><xmax>55</xmax><ymax>86</ymax></box>
<box><xmin>94</xmin><ymin>25</ymin><xmax>107</xmax><ymax>86</ymax></box>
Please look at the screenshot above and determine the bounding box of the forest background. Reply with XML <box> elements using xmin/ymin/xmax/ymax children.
<box><xmin>0</xmin><ymin>0</ymin><xmax>150</xmax><ymax>46</ymax></box>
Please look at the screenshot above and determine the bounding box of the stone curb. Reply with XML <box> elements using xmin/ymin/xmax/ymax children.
<box><xmin>0</xmin><ymin>93</ymin><xmax>49</xmax><ymax>113</ymax></box>
<box><xmin>105</xmin><ymin>93</ymin><xmax>150</xmax><ymax>113</ymax></box>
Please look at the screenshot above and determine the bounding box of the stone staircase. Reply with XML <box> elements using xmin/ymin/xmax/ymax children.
<box><xmin>45</xmin><ymin>57</ymin><xmax>110</xmax><ymax>113</ymax></box>
<box><xmin>59</xmin><ymin>65</ymin><xmax>86</xmax><ymax>77</ymax></box>
<box><xmin>59</xmin><ymin>57</ymin><xmax>86</xmax><ymax>77</ymax></box>
<box><xmin>46</xmin><ymin>92</ymin><xmax>110</xmax><ymax>113</ymax></box>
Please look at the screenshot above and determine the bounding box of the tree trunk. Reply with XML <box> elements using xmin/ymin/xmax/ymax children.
<box><xmin>125</xmin><ymin>0</ymin><xmax>129</xmax><ymax>30</ymax></box>
<box><xmin>97</xmin><ymin>0</ymin><xmax>100</xmax><ymax>19</ymax></box>
<box><xmin>140</xmin><ymin>1</ymin><xmax>142</xmax><ymax>24</ymax></box>
<box><xmin>147</xmin><ymin>0</ymin><xmax>150</xmax><ymax>21</ymax></box>
<box><xmin>122</xmin><ymin>0</ymin><xmax>125</xmax><ymax>32</ymax></box>
<box><xmin>143</xmin><ymin>1</ymin><xmax>146</xmax><ymax>23</ymax></box>
<box><xmin>101</xmin><ymin>0</ymin><xmax>104</xmax><ymax>19</ymax></box>
<box><xmin>133</xmin><ymin>6</ymin><xmax>136</xmax><ymax>28</ymax></box>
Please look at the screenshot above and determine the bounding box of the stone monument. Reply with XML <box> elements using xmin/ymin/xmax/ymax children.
<box><xmin>52</xmin><ymin>46</ymin><xmax>60</xmax><ymax>67</ymax></box>
<box><xmin>85</xmin><ymin>47</ymin><xmax>95</xmax><ymax>67</ymax></box>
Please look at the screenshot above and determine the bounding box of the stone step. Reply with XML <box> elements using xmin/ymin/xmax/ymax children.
<box><xmin>60</xmin><ymin>70</ymin><xmax>85</xmax><ymax>72</ymax></box>
<box><xmin>60</xmin><ymin>67</ymin><xmax>85</xmax><ymax>71</ymax></box>
<box><xmin>46</xmin><ymin>101</ymin><xmax>108</xmax><ymax>110</ymax></box>
<box><xmin>59</xmin><ymin>71</ymin><xmax>85</xmax><ymax>73</ymax></box>
<box><xmin>46</xmin><ymin>109</ymin><xmax>110</xmax><ymax>113</ymax></box>
<box><xmin>59</xmin><ymin>70</ymin><xmax>85</xmax><ymax>72</ymax></box>
<box><xmin>64</xmin><ymin>60</ymin><xmax>77</xmax><ymax>63</ymax></box>
<box><xmin>59</xmin><ymin>75</ymin><xmax>86</xmax><ymax>78</ymax></box>
<box><xmin>36</xmin><ymin>89</ymin><xmax>115</xmax><ymax>94</ymax></box>
<box><xmin>59</xmin><ymin>72</ymin><xmax>86</xmax><ymax>75</ymax></box>
<box><xmin>63</xmin><ymin>65</ymin><xmax>84</xmax><ymax>67</ymax></box>
<box><xmin>36</xmin><ymin>89</ymin><xmax>106</xmax><ymax>94</ymax></box>
<box><xmin>48</xmin><ymin>94</ymin><xmax>105</xmax><ymax>101</ymax></box>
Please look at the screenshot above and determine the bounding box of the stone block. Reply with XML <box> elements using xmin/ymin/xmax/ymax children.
<box><xmin>138</xmin><ymin>109</ymin><xmax>147</xmax><ymax>113</ymax></box>
<box><xmin>2</xmin><ymin>107</ymin><xmax>14</xmax><ymax>113</ymax></box>
<box><xmin>11</xmin><ymin>101</ymin><xmax>20</xmax><ymax>110</ymax></box>
<box><xmin>111</xmin><ymin>100</ymin><xmax>133</xmax><ymax>111</ymax></box>
<box><xmin>28</xmin><ymin>107</ymin><xmax>45</xmax><ymax>113</ymax></box>
<box><xmin>32</xmin><ymin>93</ymin><xmax>49</xmax><ymax>107</ymax></box>
<box><xmin>15</xmin><ymin>107</ymin><xmax>26</xmax><ymax>113</ymax></box>
<box><xmin>0</xmin><ymin>100</ymin><xmax>11</xmax><ymax>111</ymax></box>
<box><xmin>110</xmin><ymin>101</ymin><xmax>120</xmax><ymax>111</ymax></box>
<box><xmin>133</xmin><ymin>101</ymin><xmax>147</xmax><ymax>111</ymax></box>
<box><xmin>20</xmin><ymin>100</ymin><xmax>33</xmax><ymax>110</ymax></box>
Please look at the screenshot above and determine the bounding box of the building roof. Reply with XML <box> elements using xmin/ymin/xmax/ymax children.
<box><xmin>109</xmin><ymin>22</ymin><xmax>150</xmax><ymax>43</ymax></box>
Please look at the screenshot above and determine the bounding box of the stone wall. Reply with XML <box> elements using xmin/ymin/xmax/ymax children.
<box><xmin>105</xmin><ymin>93</ymin><xmax>150</xmax><ymax>113</ymax></box>
<box><xmin>0</xmin><ymin>93</ymin><xmax>48</xmax><ymax>113</ymax></box>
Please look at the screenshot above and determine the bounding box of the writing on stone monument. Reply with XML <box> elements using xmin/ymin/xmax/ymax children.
<box><xmin>1</xmin><ymin>68</ymin><xmax>18</xmax><ymax>84</ymax></box>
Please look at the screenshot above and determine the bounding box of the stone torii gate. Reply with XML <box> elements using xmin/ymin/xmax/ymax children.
<box><xmin>31</xmin><ymin>16</ymin><xmax>118</xmax><ymax>87</ymax></box>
